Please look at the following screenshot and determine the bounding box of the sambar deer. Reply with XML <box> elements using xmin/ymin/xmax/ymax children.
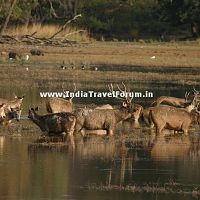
<box><xmin>74</xmin><ymin>83</ymin><xmax>135</xmax><ymax>136</ymax></box>
<box><xmin>0</xmin><ymin>95</ymin><xmax>24</xmax><ymax>120</ymax></box>
<box><xmin>151</xmin><ymin>92</ymin><xmax>191</xmax><ymax>107</ymax></box>
<box><xmin>0</xmin><ymin>107</ymin><xmax>22</xmax><ymax>124</ymax></box>
<box><xmin>46</xmin><ymin>84</ymin><xmax>76</xmax><ymax>113</ymax></box>
<box><xmin>0</xmin><ymin>95</ymin><xmax>24</xmax><ymax>111</ymax></box>
<box><xmin>94</xmin><ymin>104</ymin><xmax>113</xmax><ymax>110</ymax></box>
<box><xmin>150</xmin><ymin>105</ymin><xmax>200</xmax><ymax>136</ymax></box>
<box><xmin>0</xmin><ymin>104</ymin><xmax>6</xmax><ymax>119</ymax></box>
<box><xmin>28</xmin><ymin>107</ymin><xmax>76</xmax><ymax>147</ymax></box>
<box><xmin>114</xmin><ymin>82</ymin><xmax>143</xmax><ymax>124</ymax></box>
<box><xmin>142</xmin><ymin>91</ymin><xmax>199</xmax><ymax>128</ymax></box>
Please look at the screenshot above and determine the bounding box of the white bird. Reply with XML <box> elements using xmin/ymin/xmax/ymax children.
<box><xmin>61</xmin><ymin>66</ymin><xmax>66</xmax><ymax>70</ymax></box>
<box><xmin>150</xmin><ymin>56</ymin><xmax>156</xmax><ymax>59</ymax></box>
<box><xmin>25</xmin><ymin>55</ymin><xmax>29</xmax><ymax>61</ymax></box>
<box><xmin>26</xmin><ymin>67</ymin><xmax>29</xmax><ymax>71</ymax></box>
<box><xmin>94</xmin><ymin>67</ymin><xmax>98</xmax><ymax>71</ymax></box>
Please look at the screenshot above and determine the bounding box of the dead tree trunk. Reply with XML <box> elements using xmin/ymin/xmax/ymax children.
<box><xmin>24</xmin><ymin>9</ymin><xmax>32</xmax><ymax>29</ymax></box>
<box><xmin>0</xmin><ymin>0</ymin><xmax>18</xmax><ymax>36</ymax></box>
<box><xmin>74</xmin><ymin>0</ymin><xmax>79</xmax><ymax>16</ymax></box>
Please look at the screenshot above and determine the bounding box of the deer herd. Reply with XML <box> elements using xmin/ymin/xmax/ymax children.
<box><xmin>0</xmin><ymin>84</ymin><xmax>200</xmax><ymax>148</ymax></box>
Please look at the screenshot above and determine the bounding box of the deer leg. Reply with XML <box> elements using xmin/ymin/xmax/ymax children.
<box><xmin>66</xmin><ymin>133</ymin><xmax>75</xmax><ymax>149</ymax></box>
<box><xmin>149</xmin><ymin>123</ymin><xmax>154</xmax><ymax>129</ymax></box>
<box><xmin>67</xmin><ymin>118</ymin><xmax>76</xmax><ymax>149</ymax></box>
<box><xmin>182</xmin><ymin>129</ymin><xmax>188</xmax><ymax>136</ymax></box>
<box><xmin>148</xmin><ymin>116</ymin><xmax>155</xmax><ymax>128</ymax></box>
<box><xmin>80</xmin><ymin>129</ymin><xmax>86</xmax><ymax>137</ymax></box>
<box><xmin>155</xmin><ymin>124</ymin><xmax>164</xmax><ymax>136</ymax></box>
<box><xmin>108</xmin><ymin>130</ymin><xmax>114</xmax><ymax>135</ymax></box>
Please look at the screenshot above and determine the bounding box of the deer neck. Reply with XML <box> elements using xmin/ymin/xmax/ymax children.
<box><xmin>191</xmin><ymin>113</ymin><xmax>199</xmax><ymax>124</ymax></box>
<box><xmin>30</xmin><ymin>112</ymin><xmax>43</xmax><ymax>126</ymax></box>
<box><xmin>9</xmin><ymin>99</ymin><xmax>22</xmax><ymax>108</ymax></box>
<box><xmin>185</xmin><ymin>104</ymin><xmax>195</xmax><ymax>112</ymax></box>
<box><xmin>115</xmin><ymin>108</ymin><xmax>131</xmax><ymax>123</ymax></box>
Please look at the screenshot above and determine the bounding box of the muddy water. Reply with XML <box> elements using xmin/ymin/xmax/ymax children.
<box><xmin>0</xmin><ymin>84</ymin><xmax>200</xmax><ymax>200</ymax></box>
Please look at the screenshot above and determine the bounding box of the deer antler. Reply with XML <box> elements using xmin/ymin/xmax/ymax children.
<box><xmin>108</xmin><ymin>82</ymin><xmax>133</xmax><ymax>103</ymax></box>
<box><xmin>193</xmin><ymin>87</ymin><xmax>200</xmax><ymax>95</ymax></box>
<box><xmin>108</xmin><ymin>83</ymin><xmax>125</xmax><ymax>100</ymax></box>
<box><xmin>62</xmin><ymin>83</ymin><xmax>77</xmax><ymax>100</ymax></box>
<box><xmin>117</xmin><ymin>82</ymin><xmax>133</xmax><ymax>103</ymax></box>
<box><xmin>70</xmin><ymin>83</ymin><xmax>77</xmax><ymax>100</ymax></box>
<box><xmin>185</xmin><ymin>91</ymin><xmax>190</xmax><ymax>102</ymax></box>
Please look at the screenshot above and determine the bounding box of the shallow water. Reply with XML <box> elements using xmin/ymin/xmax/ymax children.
<box><xmin>0</xmin><ymin>133</ymin><xmax>200</xmax><ymax>200</ymax></box>
<box><xmin>0</xmin><ymin>83</ymin><xmax>200</xmax><ymax>200</ymax></box>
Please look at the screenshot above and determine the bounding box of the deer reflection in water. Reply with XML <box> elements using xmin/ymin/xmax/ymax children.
<box><xmin>0</xmin><ymin>136</ymin><xmax>5</xmax><ymax>155</ymax></box>
<box><xmin>75</xmin><ymin>131</ymin><xmax>200</xmax><ymax>187</ymax></box>
<box><xmin>76</xmin><ymin>136</ymin><xmax>135</xmax><ymax>186</ymax></box>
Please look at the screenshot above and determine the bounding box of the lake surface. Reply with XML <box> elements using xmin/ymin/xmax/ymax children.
<box><xmin>0</xmin><ymin>84</ymin><xmax>200</xmax><ymax>200</ymax></box>
<box><xmin>0</xmin><ymin>133</ymin><xmax>200</xmax><ymax>200</ymax></box>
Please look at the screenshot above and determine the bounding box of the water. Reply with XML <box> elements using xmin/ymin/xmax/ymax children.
<box><xmin>0</xmin><ymin>84</ymin><xmax>199</xmax><ymax>200</ymax></box>
<box><xmin>0</xmin><ymin>134</ymin><xmax>200</xmax><ymax>200</ymax></box>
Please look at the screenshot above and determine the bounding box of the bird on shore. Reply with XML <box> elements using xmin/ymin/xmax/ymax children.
<box><xmin>25</xmin><ymin>55</ymin><xmax>29</xmax><ymax>61</ymax></box>
<box><xmin>81</xmin><ymin>64</ymin><xmax>86</xmax><ymax>70</ymax></box>
<box><xmin>60</xmin><ymin>61</ymin><xmax>66</xmax><ymax>69</ymax></box>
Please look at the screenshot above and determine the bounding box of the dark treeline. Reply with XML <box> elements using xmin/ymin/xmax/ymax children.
<box><xmin>0</xmin><ymin>0</ymin><xmax>200</xmax><ymax>40</ymax></box>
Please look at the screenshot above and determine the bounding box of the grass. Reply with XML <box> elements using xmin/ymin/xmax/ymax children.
<box><xmin>4</xmin><ymin>24</ymin><xmax>92</xmax><ymax>42</ymax></box>
<box><xmin>86</xmin><ymin>182</ymin><xmax>200</xmax><ymax>197</ymax></box>
<box><xmin>0</xmin><ymin>41</ymin><xmax>200</xmax><ymax>90</ymax></box>
<box><xmin>0</xmin><ymin>63</ymin><xmax>199</xmax><ymax>89</ymax></box>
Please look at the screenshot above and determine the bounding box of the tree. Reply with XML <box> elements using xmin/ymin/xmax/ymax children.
<box><xmin>0</xmin><ymin>0</ymin><xmax>18</xmax><ymax>35</ymax></box>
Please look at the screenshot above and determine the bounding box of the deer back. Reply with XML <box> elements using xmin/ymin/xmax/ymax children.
<box><xmin>46</xmin><ymin>97</ymin><xmax>73</xmax><ymax>113</ymax></box>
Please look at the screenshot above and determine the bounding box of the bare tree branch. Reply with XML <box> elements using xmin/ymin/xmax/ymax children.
<box><xmin>49</xmin><ymin>14</ymin><xmax>82</xmax><ymax>39</ymax></box>
<box><xmin>48</xmin><ymin>0</ymin><xmax>59</xmax><ymax>18</ymax></box>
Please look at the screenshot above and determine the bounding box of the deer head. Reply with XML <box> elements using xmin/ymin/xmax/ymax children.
<box><xmin>62</xmin><ymin>83</ymin><xmax>77</xmax><ymax>103</ymax></box>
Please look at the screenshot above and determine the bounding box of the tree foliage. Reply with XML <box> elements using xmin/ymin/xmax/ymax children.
<box><xmin>0</xmin><ymin>0</ymin><xmax>199</xmax><ymax>39</ymax></box>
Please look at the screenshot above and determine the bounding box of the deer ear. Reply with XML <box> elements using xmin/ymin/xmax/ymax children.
<box><xmin>0</xmin><ymin>103</ymin><xmax>5</xmax><ymax>107</ymax></box>
<box><xmin>122</xmin><ymin>102</ymin><xmax>127</xmax><ymax>107</ymax></box>
<box><xmin>35</xmin><ymin>107</ymin><xmax>39</xmax><ymax>111</ymax></box>
<box><xmin>14</xmin><ymin>95</ymin><xmax>18</xmax><ymax>99</ymax></box>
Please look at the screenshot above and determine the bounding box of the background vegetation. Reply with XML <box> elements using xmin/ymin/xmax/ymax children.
<box><xmin>0</xmin><ymin>0</ymin><xmax>199</xmax><ymax>40</ymax></box>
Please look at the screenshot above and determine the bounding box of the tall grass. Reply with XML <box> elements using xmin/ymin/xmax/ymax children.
<box><xmin>5</xmin><ymin>24</ymin><xmax>92</xmax><ymax>42</ymax></box>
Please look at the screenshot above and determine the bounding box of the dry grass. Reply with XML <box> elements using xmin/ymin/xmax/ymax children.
<box><xmin>1</xmin><ymin>41</ymin><xmax>200</xmax><ymax>67</ymax></box>
<box><xmin>0</xmin><ymin>42</ymin><xmax>200</xmax><ymax>89</ymax></box>
<box><xmin>86</xmin><ymin>182</ymin><xmax>200</xmax><ymax>197</ymax></box>
<box><xmin>5</xmin><ymin>24</ymin><xmax>92</xmax><ymax>42</ymax></box>
<box><xmin>0</xmin><ymin>64</ymin><xmax>199</xmax><ymax>89</ymax></box>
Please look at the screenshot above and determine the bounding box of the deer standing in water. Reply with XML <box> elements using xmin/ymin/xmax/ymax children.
<box><xmin>46</xmin><ymin>84</ymin><xmax>76</xmax><ymax>113</ymax></box>
<box><xmin>28</xmin><ymin>107</ymin><xmax>76</xmax><ymax>148</ymax></box>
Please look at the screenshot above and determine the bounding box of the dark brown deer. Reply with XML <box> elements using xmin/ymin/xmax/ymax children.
<box><xmin>150</xmin><ymin>105</ymin><xmax>200</xmax><ymax>136</ymax></box>
<box><xmin>151</xmin><ymin>92</ymin><xmax>191</xmax><ymax>107</ymax></box>
<box><xmin>74</xmin><ymin>83</ymin><xmax>134</xmax><ymax>136</ymax></box>
<box><xmin>28</xmin><ymin>107</ymin><xmax>76</xmax><ymax>147</ymax></box>
<box><xmin>46</xmin><ymin>84</ymin><xmax>76</xmax><ymax>113</ymax></box>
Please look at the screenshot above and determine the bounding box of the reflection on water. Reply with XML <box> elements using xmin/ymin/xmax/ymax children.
<box><xmin>0</xmin><ymin>136</ymin><xmax>5</xmax><ymax>155</ymax></box>
<box><xmin>0</xmin><ymin>133</ymin><xmax>199</xmax><ymax>199</ymax></box>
